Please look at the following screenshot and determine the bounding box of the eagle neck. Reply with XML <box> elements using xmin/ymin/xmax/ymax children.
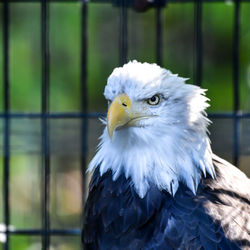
<box><xmin>88</xmin><ymin>126</ymin><xmax>215</xmax><ymax>198</ymax></box>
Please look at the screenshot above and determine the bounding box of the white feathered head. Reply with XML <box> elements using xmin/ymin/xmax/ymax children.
<box><xmin>89</xmin><ymin>61</ymin><xmax>215</xmax><ymax>198</ymax></box>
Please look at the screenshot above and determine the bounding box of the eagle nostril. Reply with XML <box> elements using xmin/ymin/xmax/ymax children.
<box><xmin>122</xmin><ymin>102</ymin><xmax>127</xmax><ymax>107</ymax></box>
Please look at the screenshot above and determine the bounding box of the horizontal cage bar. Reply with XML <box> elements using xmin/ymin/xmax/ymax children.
<box><xmin>0</xmin><ymin>112</ymin><xmax>250</xmax><ymax>119</ymax></box>
<box><xmin>0</xmin><ymin>228</ymin><xmax>81</xmax><ymax>236</ymax></box>
<box><xmin>0</xmin><ymin>0</ymin><xmax>250</xmax><ymax>3</ymax></box>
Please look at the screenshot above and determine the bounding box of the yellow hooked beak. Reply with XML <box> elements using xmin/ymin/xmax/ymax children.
<box><xmin>108</xmin><ymin>93</ymin><xmax>148</xmax><ymax>140</ymax></box>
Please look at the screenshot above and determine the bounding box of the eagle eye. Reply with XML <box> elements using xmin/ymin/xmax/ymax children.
<box><xmin>147</xmin><ymin>95</ymin><xmax>160</xmax><ymax>105</ymax></box>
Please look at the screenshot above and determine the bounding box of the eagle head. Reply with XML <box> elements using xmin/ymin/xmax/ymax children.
<box><xmin>89</xmin><ymin>61</ymin><xmax>215</xmax><ymax>198</ymax></box>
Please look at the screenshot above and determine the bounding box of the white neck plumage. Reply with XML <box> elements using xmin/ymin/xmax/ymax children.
<box><xmin>88</xmin><ymin>118</ymin><xmax>215</xmax><ymax>198</ymax></box>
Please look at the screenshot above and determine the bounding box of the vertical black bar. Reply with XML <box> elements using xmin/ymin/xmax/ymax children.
<box><xmin>3</xmin><ymin>1</ymin><xmax>10</xmax><ymax>250</ymax></box>
<box><xmin>156</xmin><ymin>6</ymin><xmax>163</xmax><ymax>66</ymax></box>
<box><xmin>41</xmin><ymin>0</ymin><xmax>50</xmax><ymax>249</ymax></box>
<box><xmin>194</xmin><ymin>0</ymin><xmax>202</xmax><ymax>86</ymax></box>
<box><xmin>233</xmin><ymin>0</ymin><xmax>240</xmax><ymax>166</ymax></box>
<box><xmin>119</xmin><ymin>0</ymin><xmax>128</xmax><ymax>66</ymax></box>
<box><xmin>80</xmin><ymin>0</ymin><xmax>88</xmax><ymax>220</ymax></box>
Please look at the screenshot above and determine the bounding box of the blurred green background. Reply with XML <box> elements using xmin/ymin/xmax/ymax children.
<box><xmin>0</xmin><ymin>1</ymin><xmax>250</xmax><ymax>249</ymax></box>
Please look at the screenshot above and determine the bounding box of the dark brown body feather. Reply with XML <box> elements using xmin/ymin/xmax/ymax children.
<box><xmin>82</xmin><ymin>154</ymin><xmax>250</xmax><ymax>250</ymax></box>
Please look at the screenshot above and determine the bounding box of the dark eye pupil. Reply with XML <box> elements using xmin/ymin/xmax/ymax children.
<box><xmin>151</xmin><ymin>96</ymin><xmax>156</xmax><ymax>102</ymax></box>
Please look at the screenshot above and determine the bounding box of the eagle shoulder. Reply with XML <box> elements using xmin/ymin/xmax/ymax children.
<box><xmin>201</xmin><ymin>154</ymin><xmax>250</xmax><ymax>249</ymax></box>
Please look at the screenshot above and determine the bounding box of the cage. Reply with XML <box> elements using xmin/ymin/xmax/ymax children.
<box><xmin>0</xmin><ymin>0</ymin><xmax>250</xmax><ymax>249</ymax></box>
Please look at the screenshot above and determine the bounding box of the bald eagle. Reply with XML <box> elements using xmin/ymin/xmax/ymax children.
<box><xmin>82</xmin><ymin>61</ymin><xmax>250</xmax><ymax>249</ymax></box>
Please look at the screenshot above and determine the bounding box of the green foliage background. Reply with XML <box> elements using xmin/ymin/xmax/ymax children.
<box><xmin>0</xmin><ymin>2</ymin><xmax>249</xmax><ymax>250</ymax></box>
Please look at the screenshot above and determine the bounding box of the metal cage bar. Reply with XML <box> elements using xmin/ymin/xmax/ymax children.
<box><xmin>1</xmin><ymin>0</ymin><xmax>250</xmax><ymax>3</ymax></box>
<box><xmin>156</xmin><ymin>6</ymin><xmax>163</xmax><ymax>66</ymax></box>
<box><xmin>80</xmin><ymin>0</ymin><xmax>88</xmax><ymax>226</ymax></box>
<box><xmin>41</xmin><ymin>0</ymin><xmax>50</xmax><ymax>249</ymax></box>
<box><xmin>0</xmin><ymin>112</ymin><xmax>250</xmax><ymax>119</ymax></box>
<box><xmin>2</xmin><ymin>1</ymin><xmax>10</xmax><ymax>250</ymax></box>
<box><xmin>119</xmin><ymin>0</ymin><xmax>128</xmax><ymax>66</ymax></box>
<box><xmin>233</xmin><ymin>0</ymin><xmax>241</xmax><ymax>166</ymax></box>
<box><xmin>194</xmin><ymin>0</ymin><xmax>203</xmax><ymax>86</ymax></box>
<box><xmin>1</xmin><ymin>228</ymin><xmax>81</xmax><ymax>236</ymax></box>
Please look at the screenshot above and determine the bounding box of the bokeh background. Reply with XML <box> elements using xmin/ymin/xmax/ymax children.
<box><xmin>0</xmin><ymin>1</ymin><xmax>250</xmax><ymax>249</ymax></box>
